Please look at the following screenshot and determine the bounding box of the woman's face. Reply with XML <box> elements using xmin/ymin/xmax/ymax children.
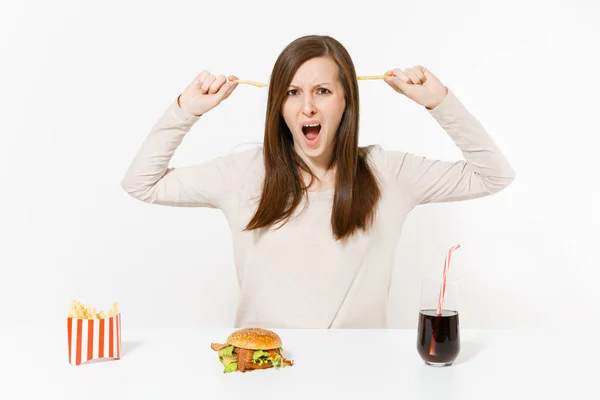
<box><xmin>281</xmin><ymin>56</ymin><xmax>346</xmax><ymax>168</ymax></box>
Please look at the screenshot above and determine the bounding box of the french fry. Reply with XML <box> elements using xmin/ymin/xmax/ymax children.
<box><xmin>68</xmin><ymin>300</ymin><xmax>76</xmax><ymax>318</ymax></box>
<box><xmin>76</xmin><ymin>302</ymin><xmax>85</xmax><ymax>319</ymax></box>
<box><xmin>356</xmin><ymin>74</ymin><xmax>392</xmax><ymax>80</ymax></box>
<box><xmin>231</xmin><ymin>79</ymin><xmax>268</xmax><ymax>87</ymax></box>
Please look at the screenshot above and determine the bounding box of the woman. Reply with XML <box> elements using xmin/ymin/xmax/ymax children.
<box><xmin>121</xmin><ymin>35</ymin><xmax>515</xmax><ymax>329</ymax></box>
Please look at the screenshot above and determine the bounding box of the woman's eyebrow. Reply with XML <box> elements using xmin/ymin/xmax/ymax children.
<box><xmin>289</xmin><ymin>82</ymin><xmax>333</xmax><ymax>89</ymax></box>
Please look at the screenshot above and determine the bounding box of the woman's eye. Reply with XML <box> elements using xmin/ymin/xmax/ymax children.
<box><xmin>286</xmin><ymin>88</ymin><xmax>330</xmax><ymax>96</ymax></box>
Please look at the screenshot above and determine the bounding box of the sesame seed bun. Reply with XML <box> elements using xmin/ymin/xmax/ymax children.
<box><xmin>227</xmin><ymin>327</ymin><xmax>283</xmax><ymax>350</ymax></box>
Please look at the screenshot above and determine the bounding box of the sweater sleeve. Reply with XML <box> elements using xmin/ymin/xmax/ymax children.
<box><xmin>121</xmin><ymin>98</ymin><xmax>253</xmax><ymax>208</ymax></box>
<box><xmin>379</xmin><ymin>89</ymin><xmax>516</xmax><ymax>205</ymax></box>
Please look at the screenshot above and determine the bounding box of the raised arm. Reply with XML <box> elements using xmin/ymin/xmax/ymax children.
<box><xmin>378</xmin><ymin>66</ymin><xmax>515</xmax><ymax>205</ymax></box>
<box><xmin>379</xmin><ymin>88</ymin><xmax>516</xmax><ymax>205</ymax></box>
<box><xmin>121</xmin><ymin>71</ymin><xmax>247</xmax><ymax>208</ymax></box>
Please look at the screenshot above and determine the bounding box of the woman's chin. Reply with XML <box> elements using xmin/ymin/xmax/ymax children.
<box><xmin>301</xmin><ymin>143</ymin><xmax>325</xmax><ymax>158</ymax></box>
<box><xmin>294</xmin><ymin>134</ymin><xmax>330</xmax><ymax>160</ymax></box>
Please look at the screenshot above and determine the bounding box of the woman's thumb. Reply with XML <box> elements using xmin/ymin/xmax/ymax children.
<box><xmin>220</xmin><ymin>75</ymin><xmax>239</xmax><ymax>99</ymax></box>
<box><xmin>385</xmin><ymin>74</ymin><xmax>410</xmax><ymax>94</ymax></box>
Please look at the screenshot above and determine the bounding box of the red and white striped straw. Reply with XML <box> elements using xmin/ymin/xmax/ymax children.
<box><xmin>437</xmin><ymin>244</ymin><xmax>461</xmax><ymax>316</ymax></box>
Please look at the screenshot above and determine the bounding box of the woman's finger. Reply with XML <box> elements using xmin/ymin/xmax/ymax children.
<box><xmin>209</xmin><ymin>75</ymin><xmax>227</xmax><ymax>94</ymax></box>
<box><xmin>404</xmin><ymin>68</ymin><xmax>421</xmax><ymax>84</ymax></box>
<box><xmin>194</xmin><ymin>71</ymin><xmax>211</xmax><ymax>87</ymax></box>
<box><xmin>200</xmin><ymin>75</ymin><xmax>216</xmax><ymax>94</ymax></box>
<box><xmin>223</xmin><ymin>76</ymin><xmax>239</xmax><ymax>97</ymax></box>
<box><xmin>221</xmin><ymin>83</ymin><xmax>236</xmax><ymax>101</ymax></box>
<box><xmin>384</xmin><ymin>76</ymin><xmax>409</xmax><ymax>94</ymax></box>
<box><xmin>393</xmin><ymin>68</ymin><xmax>411</xmax><ymax>83</ymax></box>
<box><xmin>413</xmin><ymin>66</ymin><xmax>427</xmax><ymax>82</ymax></box>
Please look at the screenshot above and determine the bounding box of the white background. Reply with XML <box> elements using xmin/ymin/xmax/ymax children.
<box><xmin>1</xmin><ymin>0</ymin><xmax>598</xmax><ymax>331</ymax></box>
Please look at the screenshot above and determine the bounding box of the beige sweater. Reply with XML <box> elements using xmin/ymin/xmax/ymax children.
<box><xmin>121</xmin><ymin>89</ymin><xmax>515</xmax><ymax>329</ymax></box>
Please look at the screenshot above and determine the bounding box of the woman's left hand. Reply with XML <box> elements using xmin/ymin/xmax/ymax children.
<box><xmin>384</xmin><ymin>66</ymin><xmax>448</xmax><ymax>110</ymax></box>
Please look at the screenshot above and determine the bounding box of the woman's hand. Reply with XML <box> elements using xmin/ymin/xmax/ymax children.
<box><xmin>178</xmin><ymin>71</ymin><xmax>239</xmax><ymax>117</ymax></box>
<box><xmin>384</xmin><ymin>66</ymin><xmax>448</xmax><ymax>110</ymax></box>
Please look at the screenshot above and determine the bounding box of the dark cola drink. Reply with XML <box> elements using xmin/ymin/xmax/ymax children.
<box><xmin>417</xmin><ymin>309</ymin><xmax>460</xmax><ymax>366</ymax></box>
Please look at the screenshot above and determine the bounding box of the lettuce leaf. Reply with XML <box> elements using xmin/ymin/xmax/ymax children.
<box><xmin>220</xmin><ymin>354</ymin><xmax>238</xmax><ymax>374</ymax></box>
<box><xmin>271</xmin><ymin>352</ymin><xmax>285</xmax><ymax>368</ymax></box>
<box><xmin>218</xmin><ymin>346</ymin><xmax>237</xmax><ymax>373</ymax></box>
<box><xmin>252</xmin><ymin>350</ymin><xmax>270</xmax><ymax>365</ymax></box>
<box><xmin>223</xmin><ymin>361</ymin><xmax>238</xmax><ymax>373</ymax></box>
<box><xmin>217</xmin><ymin>345</ymin><xmax>234</xmax><ymax>357</ymax></box>
<box><xmin>251</xmin><ymin>348</ymin><xmax>287</xmax><ymax>368</ymax></box>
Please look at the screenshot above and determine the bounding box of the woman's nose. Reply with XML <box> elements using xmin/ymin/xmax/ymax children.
<box><xmin>302</xmin><ymin>97</ymin><xmax>317</xmax><ymax>115</ymax></box>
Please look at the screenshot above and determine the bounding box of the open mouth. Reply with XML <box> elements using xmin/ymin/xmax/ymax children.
<box><xmin>301</xmin><ymin>123</ymin><xmax>321</xmax><ymax>145</ymax></box>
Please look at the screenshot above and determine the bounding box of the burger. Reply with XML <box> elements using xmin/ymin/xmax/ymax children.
<box><xmin>210</xmin><ymin>327</ymin><xmax>294</xmax><ymax>373</ymax></box>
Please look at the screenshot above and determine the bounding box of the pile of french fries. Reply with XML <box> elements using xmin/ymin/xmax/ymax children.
<box><xmin>68</xmin><ymin>300</ymin><xmax>119</xmax><ymax>319</ymax></box>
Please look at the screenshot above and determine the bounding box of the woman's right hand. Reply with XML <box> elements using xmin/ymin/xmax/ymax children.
<box><xmin>178</xmin><ymin>71</ymin><xmax>239</xmax><ymax>117</ymax></box>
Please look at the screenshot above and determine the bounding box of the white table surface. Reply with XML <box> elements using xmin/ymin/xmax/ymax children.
<box><xmin>1</xmin><ymin>327</ymin><xmax>595</xmax><ymax>399</ymax></box>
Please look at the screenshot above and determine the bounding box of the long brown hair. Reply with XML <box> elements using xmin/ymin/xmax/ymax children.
<box><xmin>244</xmin><ymin>35</ymin><xmax>381</xmax><ymax>241</ymax></box>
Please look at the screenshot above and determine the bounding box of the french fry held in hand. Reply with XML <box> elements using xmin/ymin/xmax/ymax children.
<box><xmin>230</xmin><ymin>79</ymin><xmax>268</xmax><ymax>87</ymax></box>
<box><xmin>67</xmin><ymin>300</ymin><xmax>122</xmax><ymax>365</ymax></box>
<box><xmin>356</xmin><ymin>74</ymin><xmax>393</xmax><ymax>80</ymax></box>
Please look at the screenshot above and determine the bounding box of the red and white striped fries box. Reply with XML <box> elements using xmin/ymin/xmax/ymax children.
<box><xmin>67</xmin><ymin>313</ymin><xmax>122</xmax><ymax>365</ymax></box>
